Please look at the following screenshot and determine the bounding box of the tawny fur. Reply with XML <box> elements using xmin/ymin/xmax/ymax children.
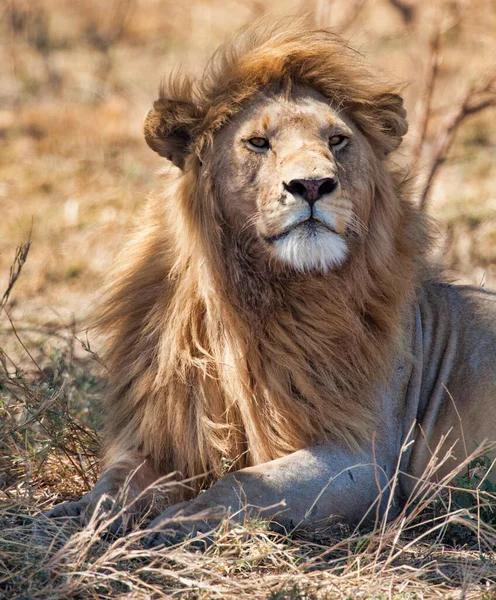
<box><xmin>94</xmin><ymin>20</ymin><xmax>431</xmax><ymax>498</ymax></box>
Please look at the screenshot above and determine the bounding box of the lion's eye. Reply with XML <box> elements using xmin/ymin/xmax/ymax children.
<box><xmin>246</xmin><ymin>137</ymin><xmax>270</xmax><ymax>152</ymax></box>
<box><xmin>329</xmin><ymin>135</ymin><xmax>349</xmax><ymax>151</ymax></box>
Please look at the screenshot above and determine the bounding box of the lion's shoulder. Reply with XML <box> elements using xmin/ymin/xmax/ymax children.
<box><xmin>417</xmin><ymin>281</ymin><xmax>496</xmax><ymax>376</ymax></box>
<box><xmin>421</xmin><ymin>281</ymin><xmax>496</xmax><ymax>320</ymax></box>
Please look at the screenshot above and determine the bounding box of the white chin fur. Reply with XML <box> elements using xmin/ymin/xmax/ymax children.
<box><xmin>272</xmin><ymin>228</ymin><xmax>348</xmax><ymax>272</ymax></box>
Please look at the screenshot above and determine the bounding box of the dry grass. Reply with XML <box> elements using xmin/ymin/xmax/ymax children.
<box><xmin>1</xmin><ymin>0</ymin><xmax>496</xmax><ymax>598</ymax></box>
<box><xmin>2</xmin><ymin>333</ymin><xmax>496</xmax><ymax>599</ymax></box>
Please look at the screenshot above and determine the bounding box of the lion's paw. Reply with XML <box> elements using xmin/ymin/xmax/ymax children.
<box><xmin>43</xmin><ymin>500</ymin><xmax>88</xmax><ymax>520</ymax></box>
<box><xmin>143</xmin><ymin>501</ymin><xmax>222</xmax><ymax>550</ymax></box>
<box><xmin>40</xmin><ymin>496</ymin><xmax>132</xmax><ymax>538</ymax></box>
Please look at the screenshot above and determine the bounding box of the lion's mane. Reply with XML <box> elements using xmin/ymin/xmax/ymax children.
<box><xmin>95</xmin><ymin>20</ymin><xmax>431</xmax><ymax>496</ymax></box>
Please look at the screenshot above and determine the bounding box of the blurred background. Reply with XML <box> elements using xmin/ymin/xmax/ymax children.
<box><xmin>1</xmin><ymin>0</ymin><xmax>495</xmax><ymax>328</ymax></box>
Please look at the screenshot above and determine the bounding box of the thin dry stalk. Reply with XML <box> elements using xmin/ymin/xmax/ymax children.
<box><xmin>412</xmin><ymin>26</ymin><xmax>442</xmax><ymax>167</ymax></box>
<box><xmin>0</xmin><ymin>235</ymin><xmax>31</xmax><ymax>314</ymax></box>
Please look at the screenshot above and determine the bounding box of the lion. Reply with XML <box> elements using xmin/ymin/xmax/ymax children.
<box><xmin>46</xmin><ymin>19</ymin><xmax>496</xmax><ymax>546</ymax></box>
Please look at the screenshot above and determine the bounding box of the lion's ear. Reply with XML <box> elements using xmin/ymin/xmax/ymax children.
<box><xmin>374</xmin><ymin>93</ymin><xmax>408</xmax><ymax>156</ymax></box>
<box><xmin>144</xmin><ymin>97</ymin><xmax>202</xmax><ymax>169</ymax></box>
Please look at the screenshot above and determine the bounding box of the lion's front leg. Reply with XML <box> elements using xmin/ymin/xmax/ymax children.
<box><xmin>144</xmin><ymin>442</ymin><xmax>404</xmax><ymax>548</ymax></box>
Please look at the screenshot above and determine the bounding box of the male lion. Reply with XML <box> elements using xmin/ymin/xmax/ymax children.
<box><xmin>47</xmin><ymin>20</ymin><xmax>496</xmax><ymax>546</ymax></box>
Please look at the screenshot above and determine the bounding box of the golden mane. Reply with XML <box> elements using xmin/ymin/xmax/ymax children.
<box><xmin>95</xmin><ymin>19</ymin><xmax>431</xmax><ymax>497</ymax></box>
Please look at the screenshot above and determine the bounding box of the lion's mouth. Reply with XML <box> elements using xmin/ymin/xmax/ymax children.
<box><xmin>264</xmin><ymin>218</ymin><xmax>338</xmax><ymax>244</ymax></box>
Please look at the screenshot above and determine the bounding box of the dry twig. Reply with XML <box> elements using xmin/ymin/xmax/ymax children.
<box><xmin>412</xmin><ymin>26</ymin><xmax>442</xmax><ymax>167</ymax></box>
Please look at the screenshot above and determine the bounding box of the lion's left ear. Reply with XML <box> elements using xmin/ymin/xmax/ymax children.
<box><xmin>374</xmin><ymin>93</ymin><xmax>408</xmax><ymax>157</ymax></box>
<box><xmin>144</xmin><ymin>96</ymin><xmax>202</xmax><ymax>169</ymax></box>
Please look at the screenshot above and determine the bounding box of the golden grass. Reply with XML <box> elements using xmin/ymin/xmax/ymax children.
<box><xmin>2</xmin><ymin>345</ymin><xmax>496</xmax><ymax>599</ymax></box>
<box><xmin>1</xmin><ymin>0</ymin><xmax>496</xmax><ymax>597</ymax></box>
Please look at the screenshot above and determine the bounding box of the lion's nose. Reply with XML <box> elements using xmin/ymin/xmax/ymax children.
<box><xmin>283</xmin><ymin>177</ymin><xmax>338</xmax><ymax>206</ymax></box>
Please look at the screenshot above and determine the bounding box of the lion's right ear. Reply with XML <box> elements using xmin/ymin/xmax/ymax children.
<box><xmin>373</xmin><ymin>93</ymin><xmax>408</xmax><ymax>156</ymax></box>
<box><xmin>144</xmin><ymin>97</ymin><xmax>202</xmax><ymax>169</ymax></box>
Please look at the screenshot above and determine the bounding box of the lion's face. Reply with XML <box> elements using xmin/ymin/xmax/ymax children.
<box><xmin>211</xmin><ymin>89</ymin><xmax>374</xmax><ymax>272</ymax></box>
<box><xmin>144</xmin><ymin>28</ymin><xmax>409</xmax><ymax>275</ymax></box>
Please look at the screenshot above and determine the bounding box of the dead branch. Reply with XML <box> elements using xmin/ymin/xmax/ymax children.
<box><xmin>411</xmin><ymin>27</ymin><xmax>442</xmax><ymax>167</ymax></box>
<box><xmin>419</xmin><ymin>75</ymin><xmax>496</xmax><ymax>211</ymax></box>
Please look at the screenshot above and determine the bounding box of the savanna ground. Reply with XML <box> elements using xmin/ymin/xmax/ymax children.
<box><xmin>1</xmin><ymin>0</ymin><xmax>496</xmax><ymax>598</ymax></box>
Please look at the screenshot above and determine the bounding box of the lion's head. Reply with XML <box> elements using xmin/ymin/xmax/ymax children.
<box><xmin>144</xmin><ymin>20</ymin><xmax>409</xmax><ymax>278</ymax></box>
<box><xmin>100</xmin><ymin>20</ymin><xmax>429</xmax><ymax>490</ymax></box>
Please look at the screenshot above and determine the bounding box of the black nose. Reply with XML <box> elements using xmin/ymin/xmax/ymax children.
<box><xmin>283</xmin><ymin>177</ymin><xmax>338</xmax><ymax>206</ymax></box>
